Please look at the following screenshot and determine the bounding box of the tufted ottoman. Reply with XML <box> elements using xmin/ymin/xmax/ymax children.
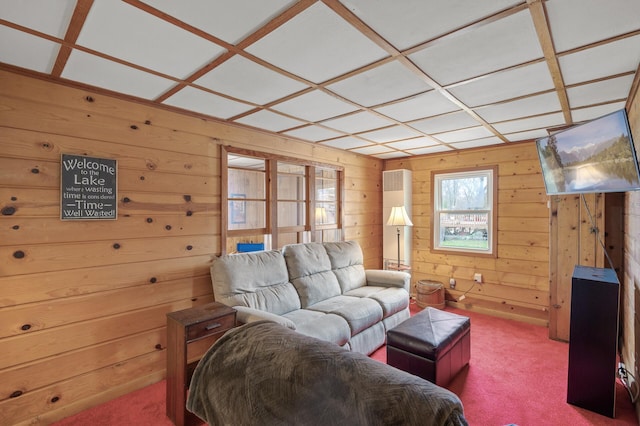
<box><xmin>387</xmin><ymin>307</ymin><xmax>470</xmax><ymax>386</ymax></box>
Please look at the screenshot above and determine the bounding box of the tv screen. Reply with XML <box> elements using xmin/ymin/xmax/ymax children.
<box><xmin>535</xmin><ymin>109</ymin><xmax>640</xmax><ymax>195</ymax></box>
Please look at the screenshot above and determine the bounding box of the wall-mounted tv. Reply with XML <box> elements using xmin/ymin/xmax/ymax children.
<box><xmin>535</xmin><ymin>109</ymin><xmax>640</xmax><ymax>195</ymax></box>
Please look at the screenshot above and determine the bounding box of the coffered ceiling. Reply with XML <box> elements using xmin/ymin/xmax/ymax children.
<box><xmin>1</xmin><ymin>0</ymin><xmax>639</xmax><ymax>158</ymax></box>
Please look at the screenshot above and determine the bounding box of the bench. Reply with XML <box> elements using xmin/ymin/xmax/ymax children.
<box><xmin>386</xmin><ymin>307</ymin><xmax>470</xmax><ymax>386</ymax></box>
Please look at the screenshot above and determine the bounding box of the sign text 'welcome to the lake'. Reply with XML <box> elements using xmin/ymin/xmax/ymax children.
<box><xmin>61</xmin><ymin>154</ymin><xmax>117</xmax><ymax>220</ymax></box>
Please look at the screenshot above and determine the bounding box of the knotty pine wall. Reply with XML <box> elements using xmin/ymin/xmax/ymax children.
<box><xmin>386</xmin><ymin>143</ymin><xmax>550</xmax><ymax>326</ymax></box>
<box><xmin>622</xmin><ymin>76</ymin><xmax>640</xmax><ymax>419</ymax></box>
<box><xmin>0</xmin><ymin>68</ymin><xmax>384</xmax><ymax>425</ymax></box>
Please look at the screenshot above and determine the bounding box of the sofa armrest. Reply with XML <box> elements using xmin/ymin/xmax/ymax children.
<box><xmin>365</xmin><ymin>269</ymin><xmax>411</xmax><ymax>292</ymax></box>
<box><xmin>233</xmin><ymin>306</ymin><xmax>296</xmax><ymax>330</ymax></box>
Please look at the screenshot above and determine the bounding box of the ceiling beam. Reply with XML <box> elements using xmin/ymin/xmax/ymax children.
<box><xmin>51</xmin><ymin>0</ymin><xmax>94</xmax><ymax>77</ymax></box>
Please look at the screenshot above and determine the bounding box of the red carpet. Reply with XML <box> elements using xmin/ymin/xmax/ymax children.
<box><xmin>54</xmin><ymin>302</ymin><xmax>638</xmax><ymax>426</ymax></box>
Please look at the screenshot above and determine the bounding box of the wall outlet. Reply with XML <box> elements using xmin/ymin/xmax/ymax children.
<box><xmin>473</xmin><ymin>273</ymin><xmax>483</xmax><ymax>283</ymax></box>
<box><xmin>449</xmin><ymin>278</ymin><xmax>456</xmax><ymax>289</ymax></box>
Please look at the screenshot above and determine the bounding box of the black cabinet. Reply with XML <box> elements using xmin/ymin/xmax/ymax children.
<box><xmin>567</xmin><ymin>265</ymin><xmax>620</xmax><ymax>418</ymax></box>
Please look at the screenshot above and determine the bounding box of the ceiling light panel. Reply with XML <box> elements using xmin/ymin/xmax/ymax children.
<box><xmin>139</xmin><ymin>0</ymin><xmax>297</xmax><ymax>45</ymax></box>
<box><xmin>492</xmin><ymin>112</ymin><xmax>565</xmax><ymax>135</ymax></box>
<box><xmin>283</xmin><ymin>125</ymin><xmax>344</xmax><ymax>142</ymax></box>
<box><xmin>475</xmin><ymin>92</ymin><xmax>562</xmax><ymax>123</ymax></box>
<box><xmin>62</xmin><ymin>50</ymin><xmax>175</xmax><ymax>99</ymax></box>
<box><xmin>408</xmin><ymin>145</ymin><xmax>453</xmax><ymax>155</ymax></box>
<box><xmin>359</xmin><ymin>125</ymin><xmax>422</xmax><ymax>143</ymax></box>
<box><xmin>351</xmin><ymin>144</ymin><xmax>394</xmax><ymax>155</ymax></box>
<box><xmin>409</xmin><ymin>111</ymin><xmax>480</xmax><ymax>134</ymax></box>
<box><xmin>0</xmin><ymin>0</ymin><xmax>75</xmax><ymax>37</ymax></box>
<box><xmin>449</xmin><ymin>137</ymin><xmax>503</xmax><ymax>149</ymax></box>
<box><xmin>245</xmin><ymin>2</ymin><xmax>388</xmax><ymax>83</ymax></box>
<box><xmin>504</xmin><ymin>129</ymin><xmax>549</xmax><ymax>142</ymax></box>
<box><xmin>339</xmin><ymin>0</ymin><xmax>522</xmax><ymax>51</ymax></box>
<box><xmin>558</xmin><ymin>34</ymin><xmax>640</xmax><ymax>86</ymax></box>
<box><xmin>271</xmin><ymin>90</ymin><xmax>359</xmax><ymax>122</ymax></box>
<box><xmin>194</xmin><ymin>55</ymin><xmax>309</xmax><ymax>105</ymax></box>
<box><xmin>326</xmin><ymin>60</ymin><xmax>432</xmax><ymax>107</ymax></box>
<box><xmin>321</xmin><ymin>111</ymin><xmax>395</xmax><ymax>133</ymax></box>
<box><xmin>409</xmin><ymin>9</ymin><xmax>543</xmax><ymax>86</ymax></box>
<box><xmin>566</xmin><ymin>74</ymin><xmax>634</xmax><ymax>108</ymax></box>
<box><xmin>571</xmin><ymin>101</ymin><xmax>626</xmax><ymax>123</ymax></box>
<box><xmin>449</xmin><ymin>61</ymin><xmax>554</xmax><ymax>107</ymax></box>
<box><xmin>234</xmin><ymin>110</ymin><xmax>305</xmax><ymax>132</ymax></box>
<box><xmin>76</xmin><ymin>1</ymin><xmax>226</xmax><ymax>79</ymax></box>
<box><xmin>387</xmin><ymin>137</ymin><xmax>439</xmax><ymax>150</ymax></box>
<box><xmin>435</xmin><ymin>126</ymin><xmax>494</xmax><ymax>144</ymax></box>
<box><xmin>374</xmin><ymin>90</ymin><xmax>460</xmax><ymax>122</ymax></box>
<box><xmin>0</xmin><ymin>25</ymin><xmax>60</xmax><ymax>73</ymax></box>
<box><xmin>546</xmin><ymin>0</ymin><xmax>640</xmax><ymax>52</ymax></box>
<box><xmin>163</xmin><ymin>86</ymin><xmax>254</xmax><ymax>119</ymax></box>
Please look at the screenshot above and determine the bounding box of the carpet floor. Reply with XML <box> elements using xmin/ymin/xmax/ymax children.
<box><xmin>53</xmin><ymin>302</ymin><xmax>638</xmax><ymax>425</ymax></box>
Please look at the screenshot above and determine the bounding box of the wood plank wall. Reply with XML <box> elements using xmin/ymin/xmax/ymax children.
<box><xmin>623</xmin><ymin>74</ymin><xmax>640</xmax><ymax>419</ymax></box>
<box><xmin>0</xmin><ymin>68</ymin><xmax>384</xmax><ymax>425</ymax></box>
<box><xmin>386</xmin><ymin>143</ymin><xmax>550</xmax><ymax>325</ymax></box>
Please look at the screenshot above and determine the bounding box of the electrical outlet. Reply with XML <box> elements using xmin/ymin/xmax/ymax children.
<box><xmin>449</xmin><ymin>278</ymin><xmax>456</xmax><ymax>289</ymax></box>
<box><xmin>473</xmin><ymin>273</ymin><xmax>483</xmax><ymax>283</ymax></box>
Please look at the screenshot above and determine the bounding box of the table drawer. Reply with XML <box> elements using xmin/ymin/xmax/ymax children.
<box><xmin>186</xmin><ymin>314</ymin><xmax>235</xmax><ymax>341</ymax></box>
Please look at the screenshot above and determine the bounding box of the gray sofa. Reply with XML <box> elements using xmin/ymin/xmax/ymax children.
<box><xmin>211</xmin><ymin>241</ymin><xmax>411</xmax><ymax>355</ymax></box>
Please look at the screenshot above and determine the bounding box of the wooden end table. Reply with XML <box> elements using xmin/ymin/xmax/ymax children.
<box><xmin>166</xmin><ymin>302</ymin><xmax>236</xmax><ymax>426</ymax></box>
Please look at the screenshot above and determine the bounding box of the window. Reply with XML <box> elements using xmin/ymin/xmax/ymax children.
<box><xmin>432</xmin><ymin>167</ymin><xmax>497</xmax><ymax>256</ymax></box>
<box><xmin>222</xmin><ymin>147</ymin><xmax>343</xmax><ymax>254</ymax></box>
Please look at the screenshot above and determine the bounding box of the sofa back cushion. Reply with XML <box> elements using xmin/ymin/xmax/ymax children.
<box><xmin>323</xmin><ymin>241</ymin><xmax>367</xmax><ymax>293</ymax></box>
<box><xmin>283</xmin><ymin>242</ymin><xmax>341</xmax><ymax>308</ymax></box>
<box><xmin>211</xmin><ymin>250</ymin><xmax>300</xmax><ymax>315</ymax></box>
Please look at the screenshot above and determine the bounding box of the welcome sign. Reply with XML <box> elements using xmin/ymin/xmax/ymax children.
<box><xmin>61</xmin><ymin>154</ymin><xmax>117</xmax><ymax>220</ymax></box>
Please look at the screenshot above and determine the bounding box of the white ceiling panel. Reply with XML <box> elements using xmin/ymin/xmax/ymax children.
<box><xmin>387</xmin><ymin>137</ymin><xmax>440</xmax><ymax>150</ymax></box>
<box><xmin>449</xmin><ymin>137</ymin><xmax>503</xmax><ymax>150</ymax></box>
<box><xmin>195</xmin><ymin>55</ymin><xmax>309</xmax><ymax>105</ymax></box>
<box><xmin>559</xmin><ymin>35</ymin><xmax>640</xmax><ymax>86</ymax></box>
<box><xmin>319</xmin><ymin>136</ymin><xmax>371</xmax><ymax>150</ymax></box>
<box><xmin>492</xmin><ymin>112</ymin><xmax>565</xmax><ymax>135</ymax></box>
<box><xmin>76</xmin><ymin>1</ymin><xmax>225</xmax><ymax>79</ymax></box>
<box><xmin>62</xmin><ymin>50</ymin><xmax>175</xmax><ymax>99</ymax></box>
<box><xmin>567</xmin><ymin>75</ymin><xmax>635</xmax><ymax>109</ymax></box>
<box><xmin>326</xmin><ymin>60</ymin><xmax>432</xmax><ymax>107</ymax></box>
<box><xmin>245</xmin><ymin>2</ymin><xmax>388</xmax><ymax>83</ymax></box>
<box><xmin>234</xmin><ymin>110</ymin><xmax>305</xmax><ymax>132</ymax></box>
<box><xmin>359</xmin><ymin>126</ymin><xmax>422</xmax><ymax>143</ymax></box>
<box><xmin>546</xmin><ymin>0</ymin><xmax>640</xmax><ymax>52</ymax></box>
<box><xmin>0</xmin><ymin>25</ymin><xmax>60</xmax><ymax>73</ymax></box>
<box><xmin>435</xmin><ymin>126</ymin><xmax>494</xmax><ymax>144</ymax></box>
<box><xmin>504</xmin><ymin>129</ymin><xmax>549</xmax><ymax>142</ymax></box>
<box><xmin>409</xmin><ymin>9</ymin><xmax>543</xmax><ymax>86</ymax></box>
<box><xmin>321</xmin><ymin>111</ymin><xmax>395</xmax><ymax>133</ymax></box>
<box><xmin>571</xmin><ymin>102</ymin><xmax>627</xmax><ymax>123</ymax></box>
<box><xmin>375</xmin><ymin>151</ymin><xmax>411</xmax><ymax>159</ymax></box>
<box><xmin>410</xmin><ymin>111</ymin><xmax>480</xmax><ymax>134</ymax></box>
<box><xmin>163</xmin><ymin>86</ymin><xmax>254</xmax><ymax>119</ymax></box>
<box><xmin>271</xmin><ymin>90</ymin><xmax>359</xmax><ymax>122</ymax></box>
<box><xmin>351</xmin><ymin>144</ymin><xmax>394</xmax><ymax>155</ymax></box>
<box><xmin>449</xmin><ymin>61</ymin><xmax>555</xmax><ymax>107</ymax></box>
<box><xmin>283</xmin><ymin>125</ymin><xmax>344</xmax><ymax>142</ymax></box>
<box><xmin>139</xmin><ymin>0</ymin><xmax>296</xmax><ymax>44</ymax></box>
<box><xmin>475</xmin><ymin>92</ymin><xmax>562</xmax><ymax>123</ymax></box>
<box><xmin>407</xmin><ymin>145</ymin><xmax>453</xmax><ymax>155</ymax></box>
<box><xmin>340</xmin><ymin>0</ymin><xmax>522</xmax><ymax>51</ymax></box>
<box><xmin>374</xmin><ymin>91</ymin><xmax>460</xmax><ymax>122</ymax></box>
<box><xmin>0</xmin><ymin>0</ymin><xmax>76</xmax><ymax>37</ymax></box>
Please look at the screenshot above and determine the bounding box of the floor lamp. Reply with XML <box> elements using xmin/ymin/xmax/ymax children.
<box><xmin>386</xmin><ymin>206</ymin><xmax>413</xmax><ymax>269</ymax></box>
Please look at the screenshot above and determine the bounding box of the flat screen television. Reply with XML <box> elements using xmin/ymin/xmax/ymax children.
<box><xmin>535</xmin><ymin>108</ymin><xmax>640</xmax><ymax>195</ymax></box>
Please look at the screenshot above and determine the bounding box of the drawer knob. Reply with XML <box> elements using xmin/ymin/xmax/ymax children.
<box><xmin>205</xmin><ymin>323</ymin><xmax>222</xmax><ymax>331</ymax></box>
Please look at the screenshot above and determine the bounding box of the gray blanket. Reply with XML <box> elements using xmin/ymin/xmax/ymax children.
<box><xmin>187</xmin><ymin>321</ymin><xmax>468</xmax><ymax>426</ymax></box>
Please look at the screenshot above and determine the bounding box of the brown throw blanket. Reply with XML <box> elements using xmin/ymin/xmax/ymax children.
<box><xmin>187</xmin><ymin>321</ymin><xmax>468</xmax><ymax>426</ymax></box>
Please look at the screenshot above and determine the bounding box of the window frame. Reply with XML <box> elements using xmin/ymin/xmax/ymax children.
<box><xmin>431</xmin><ymin>166</ymin><xmax>498</xmax><ymax>257</ymax></box>
<box><xmin>221</xmin><ymin>146</ymin><xmax>344</xmax><ymax>254</ymax></box>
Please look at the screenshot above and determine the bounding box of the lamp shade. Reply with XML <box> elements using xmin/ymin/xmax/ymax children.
<box><xmin>386</xmin><ymin>206</ymin><xmax>413</xmax><ymax>227</ymax></box>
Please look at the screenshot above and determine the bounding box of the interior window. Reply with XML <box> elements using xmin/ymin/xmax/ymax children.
<box><xmin>432</xmin><ymin>167</ymin><xmax>497</xmax><ymax>256</ymax></box>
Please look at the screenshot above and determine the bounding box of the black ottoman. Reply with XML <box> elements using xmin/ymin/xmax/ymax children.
<box><xmin>387</xmin><ymin>307</ymin><xmax>470</xmax><ymax>386</ymax></box>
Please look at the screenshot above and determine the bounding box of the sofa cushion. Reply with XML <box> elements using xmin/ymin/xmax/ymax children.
<box><xmin>316</xmin><ymin>297</ymin><xmax>384</xmax><ymax>336</ymax></box>
<box><xmin>283</xmin><ymin>243</ymin><xmax>341</xmax><ymax>307</ymax></box>
<box><xmin>324</xmin><ymin>241</ymin><xmax>368</xmax><ymax>293</ymax></box>
<box><xmin>345</xmin><ymin>286</ymin><xmax>409</xmax><ymax>318</ymax></box>
<box><xmin>282</xmin><ymin>309</ymin><xmax>351</xmax><ymax>347</ymax></box>
<box><xmin>211</xmin><ymin>250</ymin><xmax>300</xmax><ymax>315</ymax></box>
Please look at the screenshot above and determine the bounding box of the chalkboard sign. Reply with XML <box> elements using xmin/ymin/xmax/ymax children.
<box><xmin>61</xmin><ymin>154</ymin><xmax>117</xmax><ymax>220</ymax></box>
